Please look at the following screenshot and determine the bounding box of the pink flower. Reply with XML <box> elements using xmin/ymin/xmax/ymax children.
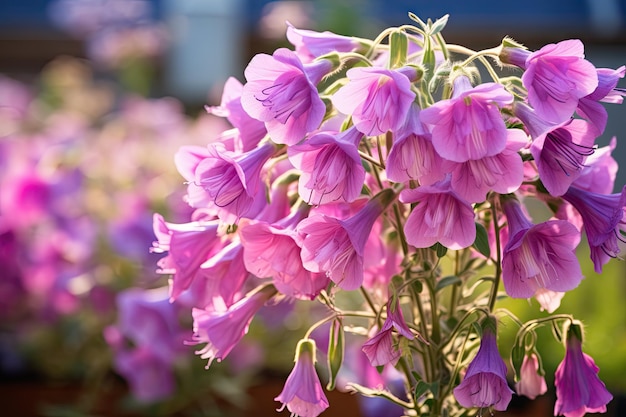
<box><xmin>298</xmin><ymin>190</ymin><xmax>395</xmax><ymax>290</ymax></box>
<box><xmin>562</xmin><ymin>185</ymin><xmax>626</xmax><ymax>273</ymax></box>
<box><xmin>515</xmin><ymin>102</ymin><xmax>597</xmax><ymax>196</ymax></box>
<box><xmin>239</xmin><ymin>208</ymin><xmax>330</xmax><ymax>300</ymax></box>
<box><xmin>453</xmin><ymin>322</ymin><xmax>513</xmax><ymax>411</ymax></box>
<box><xmin>241</xmin><ymin>48</ymin><xmax>332</xmax><ymax>145</ymax></box>
<box><xmin>444</xmin><ymin>128</ymin><xmax>528</xmax><ymax>203</ymax></box>
<box><xmin>400</xmin><ymin>179</ymin><xmax>476</xmax><ymax>250</ymax></box>
<box><xmin>534</xmin><ymin>289</ymin><xmax>565</xmax><ymax>313</ymax></box>
<box><xmin>573</xmin><ymin>137</ymin><xmax>618</xmax><ymax>194</ymax></box>
<box><xmin>179</xmin><ymin>142</ymin><xmax>276</xmax><ymax>223</ymax></box>
<box><xmin>386</xmin><ymin>103</ymin><xmax>447</xmax><ymax>185</ymax></box>
<box><xmin>577</xmin><ymin>66</ymin><xmax>626</xmax><ymax>134</ymax></box>
<box><xmin>288</xmin><ymin>126</ymin><xmax>365</xmax><ymax>204</ymax></box>
<box><xmin>362</xmin><ymin>297</ymin><xmax>415</xmax><ymax>366</ymax></box>
<box><xmin>500</xmin><ymin>39</ymin><xmax>598</xmax><ymax>124</ymax></box>
<box><xmin>275</xmin><ymin>338</ymin><xmax>329</xmax><ymax>417</ymax></box>
<box><xmin>332</xmin><ymin>66</ymin><xmax>417</xmax><ymax>136</ymax></box>
<box><xmin>515</xmin><ymin>353</ymin><xmax>547</xmax><ymax>400</ymax></box>
<box><xmin>188</xmin><ymin>285</ymin><xmax>276</xmax><ymax>368</ymax></box>
<box><xmin>420</xmin><ymin>76</ymin><xmax>513</xmax><ymax>162</ymax></box>
<box><xmin>206</xmin><ymin>77</ymin><xmax>267</xmax><ymax>152</ymax></box>
<box><xmin>286</xmin><ymin>22</ymin><xmax>364</xmax><ymax>62</ymax></box>
<box><xmin>501</xmin><ymin>198</ymin><xmax>582</xmax><ymax>298</ymax></box>
<box><xmin>554</xmin><ymin>322</ymin><xmax>613</xmax><ymax>417</ymax></box>
<box><xmin>151</xmin><ymin>213</ymin><xmax>221</xmax><ymax>302</ymax></box>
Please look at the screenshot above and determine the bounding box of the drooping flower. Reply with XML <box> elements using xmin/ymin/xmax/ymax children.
<box><xmin>239</xmin><ymin>206</ymin><xmax>330</xmax><ymax>300</ymax></box>
<box><xmin>188</xmin><ymin>284</ymin><xmax>277</xmax><ymax>368</ymax></box>
<box><xmin>515</xmin><ymin>353</ymin><xmax>547</xmax><ymax>400</ymax></box>
<box><xmin>500</xmin><ymin>39</ymin><xmax>599</xmax><ymax>124</ymax></box>
<box><xmin>206</xmin><ymin>76</ymin><xmax>267</xmax><ymax>152</ymax></box>
<box><xmin>577</xmin><ymin>65</ymin><xmax>626</xmax><ymax>135</ymax></box>
<box><xmin>298</xmin><ymin>189</ymin><xmax>395</xmax><ymax>290</ymax></box>
<box><xmin>241</xmin><ymin>48</ymin><xmax>332</xmax><ymax>145</ymax></box>
<box><xmin>331</xmin><ymin>66</ymin><xmax>417</xmax><ymax>136</ymax></box>
<box><xmin>515</xmin><ymin>102</ymin><xmax>597</xmax><ymax>196</ymax></box>
<box><xmin>286</xmin><ymin>21</ymin><xmax>365</xmax><ymax>62</ymax></box>
<box><xmin>151</xmin><ymin>213</ymin><xmax>222</xmax><ymax>302</ymax></box>
<box><xmin>444</xmin><ymin>128</ymin><xmax>528</xmax><ymax>203</ymax></box>
<box><xmin>386</xmin><ymin>103</ymin><xmax>447</xmax><ymax>186</ymax></box>
<box><xmin>275</xmin><ymin>338</ymin><xmax>329</xmax><ymax>417</ymax></box>
<box><xmin>562</xmin><ymin>185</ymin><xmax>626</xmax><ymax>273</ymax></box>
<box><xmin>177</xmin><ymin>141</ymin><xmax>276</xmax><ymax>224</ymax></box>
<box><xmin>573</xmin><ymin>137</ymin><xmax>618</xmax><ymax>194</ymax></box>
<box><xmin>288</xmin><ymin>126</ymin><xmax>365</xmax><ymax>205</ymax></box>
<box><xmin>554</xmin><ymin>321</ymin><xmax>613</xmax><ymax>417</ymax></box>
<box><xmin>400</xmin><ymin>178</ymin><xmax>476</xmax><ymax>250</ymax></box>
<box><xmin>453</xmin><ymin>320</ymin><xmax>513</xmax><ymax>411</ymax></box>
<box><xmin>420</xmin><ymin>75</ymin><xmax>513</xmax><ymax>162</ymax></box>
<box><xmin>501</xmin><ymin>197</ymin><xmax>583</xmax><ymax>298</ymax></box>
<box><xmin>362</xmin><ymin>297</ymin><xmax>415</xmax><ymax>366</ymax></box>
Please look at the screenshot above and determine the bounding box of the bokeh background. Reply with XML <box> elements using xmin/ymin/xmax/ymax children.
<box><xmin>1</xmin><ymin>1</ymin><xmax>625</xmax><ymax>416</ymax></box>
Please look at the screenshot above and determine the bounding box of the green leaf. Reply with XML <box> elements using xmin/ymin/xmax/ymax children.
<box><xmin>389</xmin><ymin>30</ymin><xmax>408</xmax><ymax>69</ymax></box>
<box><xmin>435</xmin><ymin>275</ymin><xmax>461</xmax><ymax>293</ymax></box>
<box><xmin>429</xmin><ymin>14</ymin><xmax>449</xmax><ymax>36</ymax></box>
<box><xmin>431</xmin><ymin>242</ymin><xmax>447</xmax><ymax>258</ymax></box>
<box><xmin>472</xmin><ymin>222</ymin><xmax>491</xmax><ymax>259</ymax></box>
<box><xmin>414</xmin><ymin>380</ymin><xmax>430</xmax><ymax>401</ymax></box>
<box><xmin>326</xmin><ymin>319</ymin><xmax>344</xmax><ymax>390</ymax></box>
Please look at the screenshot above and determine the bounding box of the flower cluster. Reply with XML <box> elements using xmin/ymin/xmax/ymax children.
<box><xmin>154</xmin><ymin>14</ymin><xmax>625</xmax><ymax>417</ymax></box>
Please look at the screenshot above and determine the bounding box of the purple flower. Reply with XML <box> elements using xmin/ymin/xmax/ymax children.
<box><xmin>286</xmin><ymin>21</ymin><xmax>364</xmax><ymax>62</ymax></box>
<box><xmin>453</xmin><ymin>323</ymin><xmax>513</xmax><ymax>411</ymax></box>
<box><xmin>188</xmin><ymin>285</ymin><xmax>277</xmax><ymax>368</ymax></box>
<box><xmin>362</xmin><ymin>297</ymin><xmax>415</xmax><ymax>366</ymax></box>
<box><xmin>241</xmin><ymin>48</ymin><xmax>332</xmax><ymax>145</ymax></box>
<box><xmin>562</xmin><ymin>185</ymin><xmax>626</xmax><ymax>273</ymax></box>
<box><xmin>400</xmin><ymin>179</ymin><xmax>476</xmax><ymax>250</ymax></box>
<box><xmin>298</xmin><ymin>190</ymin><xmax>395</xmax><ymax>290</ymax></box>
<box><xmin>206</xmin><ymin>77</ymin><xmax>268</xmax><ymax>152</ymax></box>
<box><xmin>515</xmin><ymin>353</ymin><xmax>547</xmax><ymax>400</ymax></box>
<box><xmin>420</xmin><ymin>76</ymin><xmax>513</xmax><ymax>162</ymax></box>
<box><xmin>332</xmin><ymin>66</ymin><xmax>417</xmax><ymax>136</ymax></box>
<box><xmin>573</xmin><ymin>137</ymin><xmax>618</xmax><ymax>194</ymax></box>
<box><xmin>288</xmin><ymin>126</ymin><xmax>365</xmax><ymax>204</ymax></box>
<box><xmin>275</xmin><ymin>338</ymin><xmax>329</xmax><ymax>417</ymax></box>
<box><xmin>554</xmin><ymin>322</ymin><xmax>613</xmax><ymax>417</ymax></box>
<box><xmin>500</xmin><ymin>39</ymin><xmax>598</xmax><ymax>124</ymax></box>
<box><xmin>515</xmin><ymin>102</ymin><xmax>597</xmax><ymax>196</ymax></box>
<box><xmin>501</xmin><ymin>197</ymin><xmax>583</xmax><ymax>298</ymax></box>
<box><xmin>386</xmin><ymin>103</ymin><xmax>447</xmax><ymax>185</ymax></box>
<box><xmin>151</xmin><ymin>213</ymin><xmax>221</xmax><ymax>302</ymax></box>
<box><xmin>577</xmin><ymin>65</ymin><xmax>626</xmax><ymax>134</ymax></box>
<box><xmin>177</xmin><ymin>141</ymin><xmax>276</xmax><ymax>224</ymax></box>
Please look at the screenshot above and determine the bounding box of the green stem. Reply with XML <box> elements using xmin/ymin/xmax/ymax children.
<box><xmin>488</xmin><ymin>203</ymin><xmax>503</xmax><ymax>311</ymax></box>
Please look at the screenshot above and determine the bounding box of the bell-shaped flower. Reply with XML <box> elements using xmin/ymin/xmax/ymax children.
<box><xmin>500</xmin><ymin>39</ymin><xmax>598</xmax><ymax>124</ymax></box>
<box><xmin>515</xmin><ymin>102</ymin><xmax>597</xmax><ymax>196</ymax></box>
<box><xmin>239</xmin><ymin>206</ymin><xmax>330</xmax><ymax>300</ymax></box>
<box><xmin>151</xmin><ymin>213</ymin><xmax>222</xmax><ymax>302</ymax></box>
<box><xmin>386</xmin><ymin>103</ymin><xmax>447</xmax><ymax>186</ymax></box>
<box><xmin>453</xmin><ymin>321</ymin><xmax>513</xmax><ymax>411</ymax></box>
<box><xmin>275</xmin><ymin>338</ymin><xmax>329</xmax><ymax>417</ymax></box>
<box><xmin>554</xmin><ymin>321</ymin><xmax>613</xmax><ymax>417</ymax></box>
<box><xmin>515</xmin><ymin>353</ymin><xmax>547</xmax><ymax>400</ymax></box>
<box><xmin>288</xmin><ymin>126</ymin><xmax>365</xmax><ymax>205</ymax></box>
<box><xmin>241</xmin><ymin>48</ymin><xmax>332</xmax><ymax>145</ymax></box>
<box><xmin>188</xmin><ymin>284</ymin><xmax>277</xmax><ymax>368</ymax></box>
<box><xmin>573</xmin><ymin>137</ymin><xmax>618</xmax><ymax>194</ymax></box>
<box><xmin>501</xmin><ymin>197</ymin><xmax>583</xmax><ymax>298</ymax></box>
<box><xmin>286</xmin><ymin>21</ymin><xmax>366</xmax><ymax>62</ymax></box>
<box><xmin>562</xmin><ymin>185</ymin><xmax>626</xmax><ymax>273</ymax></box>
<box><xmin>206</xmin><ymin>77</ymin><xmax>267</xmax><ymax>152</ymax></box>
<box><xmin>444</xmin><ymin>128</ymin><xmax>528</xmax><ymax>203</ymax></box>
<box><xmin>400</xmin><ymin>178</ymin><xmax>476</xmax><ymax>250</ymax></box>
<box><xmin>577</xmin><ymin>65</ymin><xmax>626</xmax><ymax>135</ymax></box>
<box><xmin>362</xmin><ymin>297</ymin><xmax>415</xmax><ymax>366</ymax></box>
<box><xmin>298</xmin><ymin>189</ymin><xmax>396</xmax><ymax>290</ymax></box>
<box><xmin>331</xmin><ymin>66</ymin><xmax>417</xmax><ymax>136</ymax></box>
<box><xmin>181</xmin><ymin>141</ymin><xmax>277</xmax><ymax>224</ymax></box>
<box><xmin>420</xmin><ymin>76</ymin><xmax>513</xmax><ymax>162</ymax></box>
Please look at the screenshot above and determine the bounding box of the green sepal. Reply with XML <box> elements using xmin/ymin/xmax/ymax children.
<box><xmin>389</xmin><ymin>30</ymin><xmax>408</xmax><ymax>69</ymax></box>
<box><xmin>511</xmin><ymin>342</ymin><xmax>525</xmax><ymax>381</ymax></box>
<box><xmin>326</xmin><ymin>318</ymin><xmax>344</xmax><ymax>390</ymax></box>
<box><xmin>435</xmin><ymin>275</ymin><xmax>461</xmax><ymax>293</ymax></box>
